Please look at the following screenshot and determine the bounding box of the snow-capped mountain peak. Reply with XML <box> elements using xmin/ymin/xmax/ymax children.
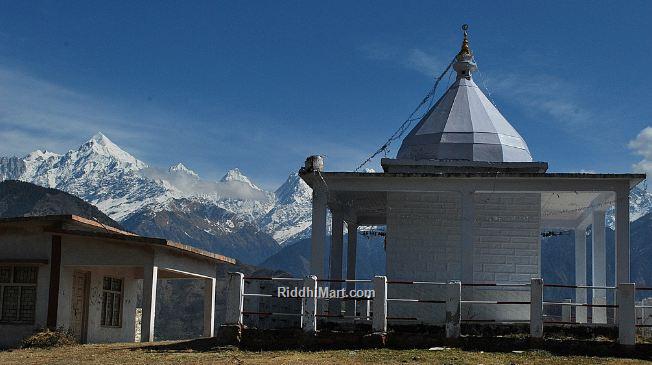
<box><xmin>24</xmin><ymin>149</ymin><xmax>60</xmax><ymax>162</ymax></box>
<box><xmin>1</xmin><ymin>134</ymin><xmax>312</xmax><ymax>247</ymax></box>
<box><xmin>275</xmin><ymin>172</ymin><xmax>312</xmax><ymax>205</ymax></box>
<box><xmin>606</xmin><ymin>185</ymin><xmax>652</xmax><ymax>228</ymax></box>
<box><xmin>169</xmin><ymin>162</ymin><xmax>199</xmax><ymax>178</ymax></box>
<box><xmin>80</xmin><ymin>132</ymin><xmax>147</xmax><ymax>169</ymax></box>
<box><xmin>260</xmin><ymin>172</ymin><xmax>313</xmax><ymax>245</ymax></box>
<box><xmin>220</xmin><ymin>168</ymin><xmax>259</xmax><ymax>190</ymax></box>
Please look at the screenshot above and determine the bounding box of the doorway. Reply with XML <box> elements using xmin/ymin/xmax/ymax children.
<box><xmin>70</xmin><ymin>271</ymin><xmax>90</xmax><ymax>343</ymax></box>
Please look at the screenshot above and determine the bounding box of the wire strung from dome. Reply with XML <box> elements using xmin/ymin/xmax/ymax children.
<box><xmin>353</xmin><ymin>55</ymin><xmax>457</xmax><ymax>172</ymax></box>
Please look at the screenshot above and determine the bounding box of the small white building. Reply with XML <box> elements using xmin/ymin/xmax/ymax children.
<box><xmin>300</xmin><ymin>30</ymin><xmax>645</xmax><ymax>324</ymax></box>
<box><xmin>0</xmin><ymin>214</ymin><xmax>235</xmax><ymax>348</ymax></box>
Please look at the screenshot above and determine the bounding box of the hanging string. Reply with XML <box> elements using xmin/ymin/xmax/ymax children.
<box><xmin>475</xmin><ymin>60</ymin><xmax>499</xmax><ymax>109</ymax></box>
<box><xmin>353</xmin><ymin>56</ymin><xmax>457</xmax><ymax>172</ymax></box>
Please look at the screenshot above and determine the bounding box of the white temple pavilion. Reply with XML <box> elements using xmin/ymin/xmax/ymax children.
<box><xmin>299</xmin><ymin>28</ymin><xmax>645</xmax><ymax>324</ymax></box>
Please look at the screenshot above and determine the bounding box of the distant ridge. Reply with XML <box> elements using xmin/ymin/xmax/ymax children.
<box><xmin>0</xmin><ymin>180</ymin><xmax>121</xmax><ymax>229</ymax></box>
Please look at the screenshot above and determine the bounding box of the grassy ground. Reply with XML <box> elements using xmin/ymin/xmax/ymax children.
<box><xmin>1</xmin><ymin>339</ymin><xmax>652</xmax><ymax>365</ymax></box>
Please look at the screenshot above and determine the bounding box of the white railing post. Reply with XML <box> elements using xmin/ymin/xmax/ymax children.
<box><xmin>617</xmin><ymin>283</ymin><xmax>636</xmax><ymax>346</ymax></box>
<box><xmin>365</xmin><ymin>297</ymin><xmax>372</xmax><ymax>319</ymax></box>
<box><xmin>446</xmin><ymin>280</ymin><xmax>461</xmax><ymax>338</ymax></box>
<box><xmin>372</xmin><ymin>276</ymin><xmax>387</xmax><ymax>333</ymax></box>
<box><xmin>225</xmin><ymin>272</ymin><xmax>244</xmax><ymax>326</ymax></box>
<box><xmin>302</xmin><ymin>275</ymin><xmax>318</xmax><ymax>333</ymax></box>
<box><xmin>530</xmin><ymin>278</ymin><xmax>543</xmax><ymax>338</ymax></box>
<box><xmin>562</xmin><ymin>298</ymin><xmax>572</xmax><ymax>323</ymax></box>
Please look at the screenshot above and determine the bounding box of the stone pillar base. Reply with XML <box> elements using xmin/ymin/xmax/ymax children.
<box><xmin>216</xmin><ymin>324</ymin><xmax>242</xmax><ymax>346</ymax></box>
<box><xmin>363</xmin><ymin>332</ymin><xmax>387</xmax><ymax>348</ymax></box>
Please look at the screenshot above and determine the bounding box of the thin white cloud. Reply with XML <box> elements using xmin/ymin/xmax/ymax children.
<box><xmin>0</xmin><ymin>68</ymin><xmax>102</xmax><ymax>143</ymax></box>
<box><xmin>403</xmin><ymin>49</ymin><xmax>443</xmax><ymax>77</ymax></box>
<box><xmin>629</xmin><ymin>126</ymin><xmax>652</xmax><ymax>176</ymax></box>
<box><xmin>361</xmin><ymin>42</ymin><xmax>598</xmax><ymax>130</ymax></box>
<box><xmin>360</xmin><ymin>43</ymin><xmax>444</xmax><ymax>77</ymax></box>
<box><xmin>488</xmin><ymin>73</ymin><xmax>593</xmax><ymax>128</ymax></box>
<box><xmin>0</xmin><ymin>64</ymin><xmax>373</xmax><ymax>188</ymax></box>
<box><xmin>0</xmin><ymin>65</ymin><xmax>165</xmax><ymax>157</ymax></box>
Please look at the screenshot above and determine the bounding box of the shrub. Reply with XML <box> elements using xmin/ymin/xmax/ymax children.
<box><xmin>21</xmin><ymin>328</ymin><xmax>77</xmax><ymax>348</ymax></box>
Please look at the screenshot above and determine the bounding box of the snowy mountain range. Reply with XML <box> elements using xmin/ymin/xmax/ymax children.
<box><xmin>0</xmin><ymin>133</ymin><xmax>314</xmax><ymax>263</ymax></box>
<box><xmin>1</xmin><ymin>132</ymin><xmax>651</xmax><ymax>264</ymax></box>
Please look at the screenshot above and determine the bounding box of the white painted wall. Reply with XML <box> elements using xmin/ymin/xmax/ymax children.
<box><xmin>60</xmin><ymin>236</ymin><xmax>150</xmax><ymax>267</ymax></box>
<box><xmin>86</xmin><ymin>267</ymin><xmax>138</xmax><ymax>343</ymax></box>
<box><xmin>56</xmin><ymin>266</ymin><xmax>138</xmax><ymax>343</ymax></box>
<box><xmin>386</xmin><ymin>192</ymin><xmax>461</xmax><ymax>323</ymax></box>
<box><xmin>466</xmin><ymin>193</ymin><xmax>541</xmax><ymax>321</ymax></box>
<box><xmin>385</xmin><ymin>191</ymin><xmax>541</xmax><ymax>323</ymax></box>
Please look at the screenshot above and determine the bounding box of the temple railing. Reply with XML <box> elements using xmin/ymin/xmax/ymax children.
<box><xmin>223</xmin><ymin>273</ymin><xmax>639</xmax><ymax>345</ymax></box>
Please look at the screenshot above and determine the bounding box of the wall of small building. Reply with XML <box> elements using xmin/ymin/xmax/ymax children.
<box><xmin>385</xmin><ymin>191</ymin><xmax>461</xmax><ymax>323</ymax></box>
<box><xmin>56</xmin><ymin>266</ymin><xmax>138</xmax><ymax>344</ymax></box>
<box><xmin>60</xmin><ymin>236</ymin><xmax>150</xmax><ymax>268</ymax></box>
<box><xmin>0</xmin><ymin>229</ymin><xmax>51</xmax><ymax>348</ymax></box>
<box><xmin>384</xmin><ymin>191</ymin><xmax>541</xmax><ymax>324</ymax></box>
<box><xmin>58</xmin><ymin>235</ymin><xmax>217</xmax><ymax>343</ymax></box>
<box><xmin>0</xmin><ymin>225</ymin><xmax>221</xmax><ymax>347</ymax></box>
<box><xmin>56</xmin><ymin>236</ymin><xmax>147</xmax><ymax>343</ymax></box>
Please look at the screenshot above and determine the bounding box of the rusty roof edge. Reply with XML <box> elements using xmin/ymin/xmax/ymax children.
<box><xmin>0</xmin><ymin>215</ymin><xmax>236</xmax><ymax>265</ymax></box>
<box><xmin>45</xmin><ymin>228</ymin><xmax>236</xmax><ymax>265</ymax></box>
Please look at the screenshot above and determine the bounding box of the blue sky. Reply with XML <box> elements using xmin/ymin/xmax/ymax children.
<box><xmin>0</xmin><ymin>1</ymin><xmax>651</xmax><ymax>189</ymax></box>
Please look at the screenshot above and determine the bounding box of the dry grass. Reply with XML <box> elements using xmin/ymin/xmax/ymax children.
<box><xmin>20</xmin><ymin>328</ymin><xmax>77</xmax><ymax>349</ymax></box>
<box><xmin>1</xmin><ymin>340</ymin><xmax>651</xmax><ymax>365</ymax></box>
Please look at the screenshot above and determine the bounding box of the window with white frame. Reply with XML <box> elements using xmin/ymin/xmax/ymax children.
<box><xmin>101</xmin><ymin>277</ymin><xmax>123</xmax><ymax>327</ymax></box>
<box><xmin>0</xmin><ymin>265</ymin><xmax>38</xmax><ymax>324</ymax></box>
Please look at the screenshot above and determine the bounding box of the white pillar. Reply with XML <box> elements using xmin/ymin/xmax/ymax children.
<box><xmin>372</xmin><ymin>276</ymin><xmax>387</xmax><ymax>333</ymax></box>
<box><xmin>446</xmin><ymin>281</ymin><xmax>461</xmax><ymax>338</ymax></box>
<box><xmin>141</xmin><ymin>263</ymin><xmax>158</xmax><ymax>342</ymax></box>
<box><xmin>203</xmin><ymin>277</ymin><xmax>216</xmax><ymax>337</ymax></box>
<box><xmin>328</xmin><ymin>212</ymin><xmax>344</xmax><ymax>316</ymax></box>
<box><xmin>345</xmin><ymin>222</ymin><xmax>358</xmax><ymax>317</ymax></box>
<box><xmin>615</xmin><ymin>187</ymin><xmax>630</xmax><ymax>285</ymax></box>
<box><xmin>225</xmin><ymin>272</ymin><xmax>244</xmax><ymax>325</ymax></box>
<box><xmin>310</xmin><ymin>186</ymin><xmax>328</xmax><ymax>277</ymax></box>
<box><xmin>575</xmin><ymin>225</ymin><xmax>588</xmax><ymax>323</ymax></box>
<box><xmin>591</xmin><ymin>210</ymin><xmax>607</xmax><ymax>324</ymax></box>
<box><xmin>461</xmin><ymin>191</ymin><xmax>475</xmax><ymax>284</ymax></box>
<box><xmin>301</xmin><ymin>275</ymin><xmax>318</xmax><ymax>333</ymax></box>
<box><xmin>617</xmin><ymin>283</ymin><xmax>636</xmax><ymax>346</ymax></box>
<box><xmin>530</xmin><ymin>278</ymin><xmax>543</xmax><ymax>338</ymax></box>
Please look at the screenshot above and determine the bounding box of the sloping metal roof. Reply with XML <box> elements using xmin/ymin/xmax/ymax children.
<box><xmin>397</xmin><ymin>32</ymin><xmax>533</xmax><ymax>163</ymax></box>
<box><xmin>0</xmin><ymin>215</ymin><xmax>236</xmax><ymax>264</ymax></box>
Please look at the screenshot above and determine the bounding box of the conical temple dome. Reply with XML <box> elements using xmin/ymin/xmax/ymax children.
<box><xmin>396</xmin><ymin>28</ymin><xmax>533</xmax><ymax>163</ymax></box>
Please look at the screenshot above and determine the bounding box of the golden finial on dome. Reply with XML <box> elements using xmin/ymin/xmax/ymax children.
<box><xmin>453</xmin><ymin>24</ymin><xmax>477</xmax><ymax>79</ymax></box>
<box><xmin>457</xmin><ymin>24</ymin><xmax>473</xmax><ymax>60</ymax></box>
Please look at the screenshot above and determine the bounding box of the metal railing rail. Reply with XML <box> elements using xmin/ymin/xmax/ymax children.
<box><xmin>223</xmin><ymin>273</ymin><xmax>639</xmax><ymax>345</ymax></box>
